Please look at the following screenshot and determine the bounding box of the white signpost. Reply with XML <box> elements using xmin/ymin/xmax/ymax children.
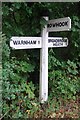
<box><xmin>10</xmin><ymin>17</ymin><xmax>71</xmax><ymax>103</ymax></box>
<box><xmin>40</xmin><ymin>17</ymin><xmax>48</xmax><ymax>103</ymax></box>
<box><xmin>47</xmin><ymin>17</ymin><xmax>71</xmax><ymax>32</ymax></box>
<box><xmin>10</xmin><ymin>37</ymin><xmax>68</xmax><ymax>49</ymax></box>
<box><xmin>10</xmin><ymin>37</ymin><xmax>42</xmax><ymax>49</ymax></box>
<box><xmin>48</xmin><ymin>37</ymin><xmax>68</xmax><ymax>48</ymax></box>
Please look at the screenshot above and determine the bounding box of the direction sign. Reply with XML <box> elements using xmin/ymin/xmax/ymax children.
<box><xmin>10</xmin><ymin>37</ymin><xmax>42</xmax><ymax>49</ymax></box>
<box><xmin>48</xmin><ymin>37</ymin><xmax>68</xmax><ymax>47</ymax></box>
<box><xmin>10</xmin><ymin>16</ymin><xmax>71</xmax><ymax>104</ymax></box>
<box><xmin>47</xmin><ymin>17</ymin><xmax>71</xmax><ymax>32</ymax></box>
<box><xmin>10</xmin><ymin>37</ymin><xmax>68</xmax><ymax>49</ymax></box>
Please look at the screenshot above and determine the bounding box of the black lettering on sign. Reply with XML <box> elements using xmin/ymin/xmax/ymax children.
<box><xmin>53</xmin><ymin>42</ymin><xmax>63</xmax><ymax>46</ymax></box>
<box><xmin>52</xmin><ymin>23</ymin><xmax>55</xmax><ymax>27</ymax></box>
<box><xmin>13</xmin><ymin>40</ymin><xmax>18</xmax><ymax>45</ymax></box>
<box><xmin>48</xmin><ymin>39</ymin><xmax>64</xmax><ymax>43</ymax></box>
<box><xmin>47</xmin><ymin>24</ymin><xmax>52</xmax><ymax>28</ymax></box>
<box><xmin>13</xmin><ymin>40</ymin><xmax>36</xmax><ymax>45</ymax></box>
<box><xmin>38</xmin><ymin>41</ymin><xmax>40</xmax><ymax>44</ymax></box>
<box><xmin>48</xmin><ymin>21</ymin><xmax>68</xmax><ymax>28</ymax></box>
<box><xmin>23</xmin><ymin>41</ymin><xmax>28</xmax><ymax>44</ymax></box>
<box><xmin>62</xmin><ymin>38</ymin><xmax>67</xmax><ymax>42</ymax></box>
<box><xmin>55</xmin><ymin>22</ymin><xmax>60</xmax><ymax>27</ymax></box>
<box><xmin>64</xmin><ymin>21</ymin><xmax>68</xmax><ymax>26</ymax></box>
<box><xmin>32</xmin><ymin>41</ymin><xmax>36</xmax><ymax>44</ymax></box>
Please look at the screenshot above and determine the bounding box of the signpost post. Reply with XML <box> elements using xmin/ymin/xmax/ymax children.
<box><xmin>10</xmin><ymin>16</ymin><xmax>71</xmax><ymax>103</ymax></box>
<box><xmin>40</xmin><ymin>17</ymin><xmax>48</xmax><ymax>103</ymax></box>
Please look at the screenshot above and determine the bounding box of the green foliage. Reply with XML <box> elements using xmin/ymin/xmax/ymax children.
<box><xmin>48</xmin><ymin>50</ymin><xmax>79</xmax><ymax>100</ymax></box>
<box><xmin>2</xmin><ymin>33</ymin><xmax>37</xmax><ymax>118</ymax></box>
<box><xmin>2</xmin><ymin>2</ymin><xmax>80</xmax><ymax>118</ymax></box>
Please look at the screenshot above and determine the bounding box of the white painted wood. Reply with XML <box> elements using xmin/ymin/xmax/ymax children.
<box><xmin>10</xmin><ymin>17</ymin><xmax>71</xmax><ymax>104</ymax></box>
<box><xmin>10</xmin><ymin>37</ymin><xmax>42</xmax><ymax>49</ymax></box>
<box><xmin>47</xmin><ymin>17</ymin><xmax>71</xmax><ymax>32</ymax></box>
<box><xmin>10</xmin><ymin>36</ymin><xmax>68</xmax><ymax>49</ymax></box>
<box><xmin>48</xmin><ymin>37</ymin><xmax>68</xmax><ymax>47</ymax></box>
<box><xmin>39</xmin><ymin>17</ymin><xmax>48</xmax><ymax>103</ymax></box>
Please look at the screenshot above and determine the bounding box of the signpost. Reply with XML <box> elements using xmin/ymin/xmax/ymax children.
<box><xmin>10</xmin><ymin>37</ymin><xmax>68</xmax><ymax>49</ymax></box>
<box><xmin>40</xmin><ymin>17</ymin><xmax>48</xmax><ymax>103</ymax></box>
<box><xmin>10</xmin><ymin>37</ymin><xmax>42</xmax><ymax>49</ymax></box>
<box><xmin>10</xmin><ymin>16</ymin><xmax>71</xmax><ymax>103</ymax></box>
<box><xmin>48</xmin><ymin>37</ymin><xmax>68</xmax><ymax>48</ymax></box>
<box><xmin>47</xmin><ymin>17</ymin><xmax>71</xmax><ymax>32</ymax></box>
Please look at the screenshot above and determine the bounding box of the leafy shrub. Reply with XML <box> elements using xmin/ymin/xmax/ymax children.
<box><xmin>48</xmin><ymin>49</ymin><xmax>80</xmax><ymax>100</ymax></box>
<box><xmin>2</xmin><ymin>33</ymin><xmax>38</xmax><ymax>118</ymax></box>
<box><xmin>2</xmin><ymin>2</ymin><xmax>80</xmax><ymax>118</ymax></box>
